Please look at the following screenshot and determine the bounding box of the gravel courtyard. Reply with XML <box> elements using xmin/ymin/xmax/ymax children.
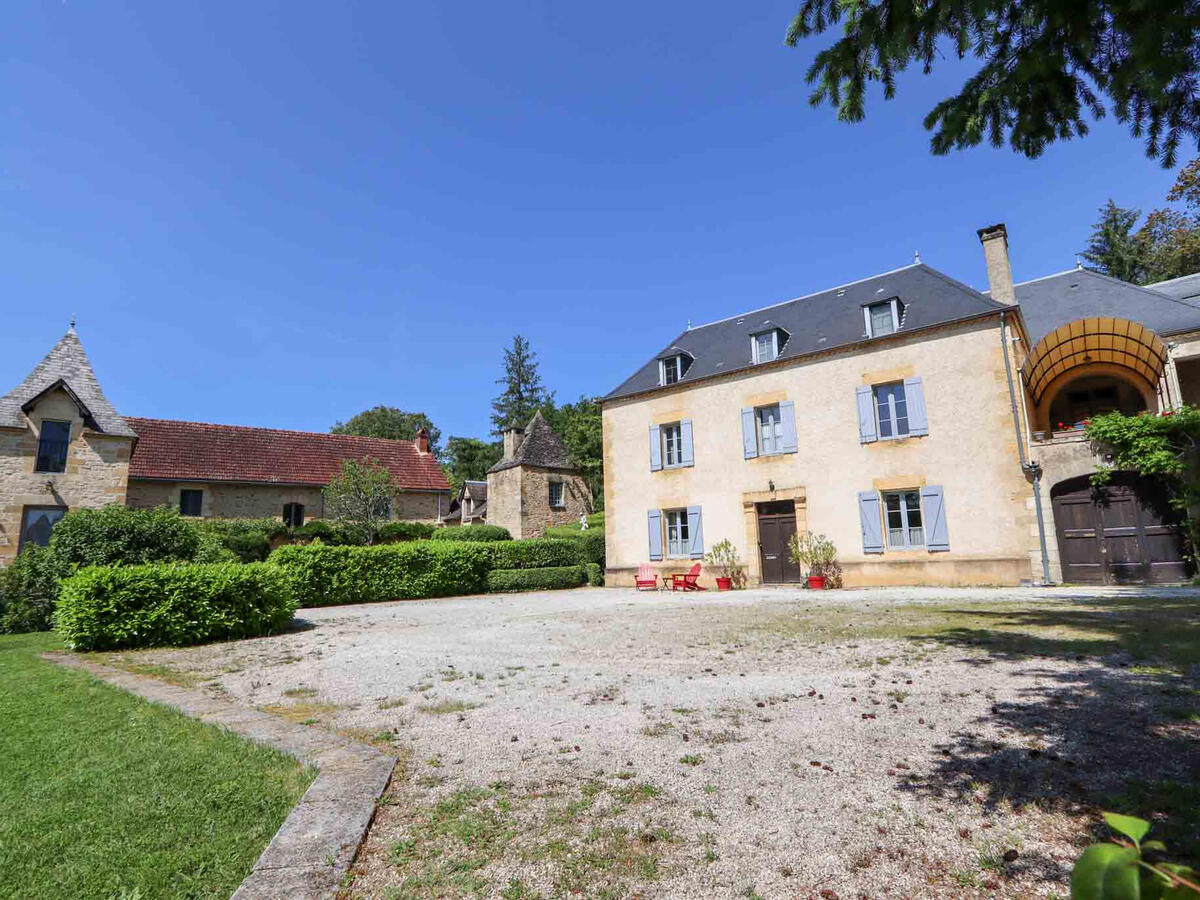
<box><xmin>106</xmin><ymin>586</ymin><xmax>1200</xmax><ymax>899</ymax></box>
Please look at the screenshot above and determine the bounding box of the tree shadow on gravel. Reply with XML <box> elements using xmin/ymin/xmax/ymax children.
<box><xmin>898</xmin><ymin>593</ymin><xmax>1200</xmax><ymax>882</ymax></box>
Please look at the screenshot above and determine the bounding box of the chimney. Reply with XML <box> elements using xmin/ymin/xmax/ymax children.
<box><xmin>503</xmin><ymin>426</ymin><xmax>525</xmax><ymax>460</ymax></box>
<box><xmin>977</xmin><ymin>223</ymin><xmax>1015</xmax><ymax>305</ymax></box>
<box><xmin>414</xmin><ymin>427</ymin><xmax>430</xmax><ymax>455</ymax></box>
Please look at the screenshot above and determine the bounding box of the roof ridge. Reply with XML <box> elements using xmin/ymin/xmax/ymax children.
<box><xmin>689</xmin><ymin>263</ymin><xmax>923</xmax><ymax>331</ymax></box>
<box><xmin>124</xmin><ymin>415</ymin><xmax>419</xmax><ymax>447</ymax></box>
<box><xmin>913</xmin><ymin>263</ymin><xmax>1006</xmax><ymax>311</ymax></box>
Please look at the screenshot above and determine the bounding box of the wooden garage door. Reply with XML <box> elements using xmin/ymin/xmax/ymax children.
<box><xmin>1051</xmin><ymin>474</ymin><xmax>1188</xmax><ymax>584</ymax></box>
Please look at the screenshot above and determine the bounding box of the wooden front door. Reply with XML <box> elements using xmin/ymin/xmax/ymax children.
<box><xmin>1052</xmin><ymin>474</ymin><xmax>1188</xmax><ymax>584</ymax></box>
<box><xmin>757</xmin><ymin>501</ymin><xmax>803</xmax><ymax>584</ymax></box>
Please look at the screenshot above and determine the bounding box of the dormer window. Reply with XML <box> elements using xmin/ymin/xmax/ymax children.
<box><xmin>864</xmin><ymin>298</ymin><xmax>902</xmax><ymax>338</ymax></box>
<box><xmin>750</xmin><ymin>327</ymin><xmax>789</xmax><ymax>364</ymax></box>
<box><xmin>658</xmin><ymin>352</ymin><xmax>692</xmax><ymax>386</ymax></box>
<box><xmin>34</xmin><ymin>420</ymin><xmax>71</xmax><ymax>474</ymax></box>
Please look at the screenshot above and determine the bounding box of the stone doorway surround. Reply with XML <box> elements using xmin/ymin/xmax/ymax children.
<box><xmin>742</xmin><ymin>485</ymin><xmax>806</xmax><ymax>585</ymax></box>
<box><xmin>44</xmin><ymin>652</ymin><xmax>396</xmax><ymax>900</ymax></box>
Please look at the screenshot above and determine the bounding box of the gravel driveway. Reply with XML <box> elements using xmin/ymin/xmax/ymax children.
<box><xmin>109</xmin><ymin>586</ymin><xmax>1200</xmax><ymax>899</ymax></box>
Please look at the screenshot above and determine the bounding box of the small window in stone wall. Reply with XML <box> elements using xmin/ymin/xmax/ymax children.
<box><xmin>283</xmin><ymin>503</ymin><xmax>305</xmax><ymax>527</ymax></box>
<box><xmin>548</xmin><ymin>481</ymin><xmax>565</xmax><ymax>509</ymax></box>
<box><xmin>180</xmin><ymin>489</ymin><xmax>203</xmax><ymax>517</ymax></box>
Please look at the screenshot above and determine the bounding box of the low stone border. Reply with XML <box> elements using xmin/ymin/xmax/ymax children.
<box><xmin>44</xmin><ymin>652</ymin><xmax>396</xmax><ymax>900</ymax></box>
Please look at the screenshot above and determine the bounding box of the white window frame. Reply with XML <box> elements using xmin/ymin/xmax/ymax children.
<box><xmin>664</xmin><ymin>508</ymin><xmax>690</xmax><ymax>558</ymax></box>
<box><xmin>548</xmin><ymin>480</ymin><xmax>565</xmax><ymax>509</ymax></box>
<box><xmin>863</xmin><ymin>299</ymin><xmax>900</xmax><ymax>338</ymax></box>
<box><xmin>661</xmin><ymin>421</ymin><xmax>684</xmax><ymax>467</ymax></box>
<box><xmin>873</xmin><ymin>382</ymin><xmax>910</xmax><ymax>439</ymax></box>
<box><xmin>882</xmin><ymin>489</ymin><xmax>925</xmax><ymax>549</ymax></box>
<box><xmin>659</xmin><ymin>355</ymin><xmax>683</xmax><ymax>386</ymax></box>
<box><xmin>755</xmin><ymin>403</ymin><xmax>784</xmax><ymax>456</ymax></box>
<box><xmin>751</xmin><ymin>330</ymin><xmax>779</xmax><ymax>364</ymax></box>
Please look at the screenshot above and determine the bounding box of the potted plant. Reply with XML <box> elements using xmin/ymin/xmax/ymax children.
<box><xmin>704</xmin><ymin>539</ymin><xmax>745</xmax><ymax>591</ymax></box>
<box><xmin>788</xmin><ymin>531</ymin><xmax>839</xmax><ymax>590</ymax></box>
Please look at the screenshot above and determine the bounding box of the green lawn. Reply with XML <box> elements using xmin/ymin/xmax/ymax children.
<box><xmin>0</xmin><ymin>632</ymin><xmax>315</xmax><ymax>900</ymax></box>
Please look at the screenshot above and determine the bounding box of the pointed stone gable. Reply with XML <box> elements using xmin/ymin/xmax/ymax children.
<box><xmin>488</xmin><ymin>410</ymin><xmax>574</xmax><ymax>473</ymax></box>
<box><xmin>0</xmin><ymin>327</ymin><xmax>135</xmax><ymax>436</ymax></box>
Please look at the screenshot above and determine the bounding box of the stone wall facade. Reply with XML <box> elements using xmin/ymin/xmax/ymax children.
<box><xmin>486</xmin><ymin>466</ymin><xmax>591</xmax><ymax>540</ymax></box>
<box><xmin>0</xmin><ymin>389</ymin><xmax>132</xmax><ymax>565</ymax></box>
<box><xmin>602</xmin><ymin>317</ymin><xmax>1039</xmax><ymax>589</ymax></box>
<box><xmin>126</xmin><ymin>479</ymin><xmax>449</xmax><ymax>524</ymax></box>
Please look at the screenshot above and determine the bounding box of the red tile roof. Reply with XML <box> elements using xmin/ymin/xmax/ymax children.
<box><xmin>125</xmin><ymin>417</ymin><xmax>450</xmax><ymax>492</ymax></box>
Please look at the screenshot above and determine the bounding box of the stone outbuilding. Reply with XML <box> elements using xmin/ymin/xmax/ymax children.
<box><xmin>486</xmin><ymin>411</ymin><xmax>591</xmax><ymax>539</ymax></box>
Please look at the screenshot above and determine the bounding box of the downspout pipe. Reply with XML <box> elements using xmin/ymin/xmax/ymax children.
<box><xmin>1000</xmin><ymin>310</ymin><xmax>1053</xmax><ymax>585</ymax></box>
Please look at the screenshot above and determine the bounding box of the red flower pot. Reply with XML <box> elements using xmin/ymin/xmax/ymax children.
<box><xmin>807</xmin><ymin>574</ymin><xmax>827</xmax><ymax>590</ymax></box>
<box><xmin>716</xmin><ymin>577</ymin><xmax>732</xmax><ymax>591</ymax></box>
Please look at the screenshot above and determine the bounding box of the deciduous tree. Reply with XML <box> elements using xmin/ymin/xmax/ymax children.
<box><xmin>323</xmin><ymin>457</ymin><xmax>395</xmax><ymax>545</ymax></box>
<box><xmin>332</xmin><ymin>407</ymin><xmax>442</xmax><ymax>458</ymax></box>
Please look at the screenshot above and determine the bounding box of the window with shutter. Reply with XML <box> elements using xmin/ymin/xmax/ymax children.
<box><xmin>664</xmin><ymin>509</ymin><xmax>690</xmax><ymax>558</ymax></box>
<box><xmin>856</xmin><ymin>387</ymin><xmax>878</xmax><ymax>443</ymax></box>
<box><xmin>857</xmin><ymin>491</ymin><xmax>884</xmax><ymax>554</ymax></box>
<box><xmin>647</xmin><ymin>509</ymin><xmax>663</xmax><ymax>561</ymax></box>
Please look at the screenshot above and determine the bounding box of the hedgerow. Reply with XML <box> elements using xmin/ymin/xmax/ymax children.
<box><xmin>0</xmin><ymin>546</ymin><xmax>70</xmax><ymax>634</ymax></box>
<box><xmin>378</xmin><ymin>522</ymin><xmax>436</xmax><ymax>543</ymax></box>
<box><xmin>484</xmin><ymin>538</ymin><xmax>589</xmax><ymax>570</ymax></box>
<box><xmin>486</xmin><ymin>565</ymin><xmax>588</xmax><ymax>593</ymax></box>
<box><xmin>54</xmin><ymin>563</ymin><xmax>296</xmax><ymax>651</ymax></box>
<box><xmin>543</xmin><ymin>526</ymin><xmax>605</xmax><ymax>569</ymax></box>
<box><xmin>269</xmin><ymin>542</ymin><xmax>492</xmax><ymax>607</ymax></box>
<box><xmin>585</xmin><ymin>562</ymin><xmax>604</xmax><ymax>586</ymax></box>
<box><xmin>51</xmin><ymin>506</ymin><xmax>199</xmax><ymax>567</ymax></box>
<box><xmin>429</xmin><ymin>525</ymin><xmax>512</xmax><ymax>543</ymax></box>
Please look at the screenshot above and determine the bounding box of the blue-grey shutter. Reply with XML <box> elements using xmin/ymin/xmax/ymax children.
<box><xmin>779</xmin><ymin>400</ymin><xmax>797</xmax><ymax>453</ymax></box>
<box><xmin>741</xmin><ymin>408</ymin><xmax>758</xmax><ymax>459</ymax></box>
<box><xmin>856</xmin><ymin>386</ymin><xmax>877</xmax><ymax>443</ymax></box>
<box><xmin>686</xmin><ymin>506</ymin><xmax>704</xmax><ymax>558</ymax></box>
<box><xmin>921</xmin><ymin>485</ymin><xmax>949</xmax><ymax>551</ymax></box>
<box><xmin>647</xmin><ymin>509</ymin><xmax>663</xmax><ymax>561</ymax></box>
<box><xmin>858</xmin><ymin>491</ymin><xmax>884</xmax><ymax>554</ymax></box>
<box><xmin>649</xmin><ymin>424</ymin><xmax>662</xmax><ymax>472</ymax></box>
<box><xmin>904</xmin><ymin>376</ymin><xmax>928</xmax><ymax>436</ymax></box>
<box><xmin>680</xmin><ymin>419</ymin><xmax>694</xmax><ymax>467</ymax></box>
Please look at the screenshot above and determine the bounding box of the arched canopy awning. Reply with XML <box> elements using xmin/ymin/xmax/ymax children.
<box><xmin>1022</xmin><ymin>317</ymin><xmax>1169</xmax><ymax>405</ymax></box>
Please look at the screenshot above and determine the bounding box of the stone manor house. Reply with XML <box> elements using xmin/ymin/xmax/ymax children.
<box><xmin>0</xmin><ymin>328</ymin><xmax>591</xmax><ymax>565</ymax></box>
<box><xmin>601</xmin><ymin>224</ymin><xmax>1200</xmax><ymax>589</ymax></box>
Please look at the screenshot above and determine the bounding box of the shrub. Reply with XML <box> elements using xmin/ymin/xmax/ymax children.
<box><xmin>55</xmin><ymin>562</ymin><xmax>296</xmax><ymax>651</ymax></box>
<box><xmin>485</xmin><ymin>538</ymin><xmax>589</xmax><ymax>570</ymax></box>
<box><xmin>585</xmin><ymin>562</ymin><xmax>604</xmax><ymax>586</ymax></box>
<box><xmin>430</xmin><ymin>525</ymin><xmax>512</xmax><ymax>543</ymax></box>
<box><xmin>543</xmin><ymin>526</ymin><xmax>605</xmax><ymax>569</ymax></box>
<box><xmin>378</xmin><ymin>521</ymin><xmax>436</xmax><ymax>543</ymax></box>
<box><xmin>291</xmin><ymin>520</ymin><xmax>364</xmax><ymax>546</ymax></box>
<box><xmin>51</xmin><ymin>505</ymin><xmax>199</xmax><ymax>567</ymax></box>
<box><xmin>270</xmin><ymin>542</ymin><xmax>492</xmax><ymax>607</ymax></box>
<box><xmin>194</xmin><ymin>518</ymin><xmax>288</xmax><ymax>561</ymax></box>
<box><xmin>486</xmin><ymin>565</ymin><xmax>587</xmax><ymax>593</ymax></box>
<box><xmin>0</xmin><ymin>546</ymin><xmax>70</xmax><ymax>634</ymax></box>
<box><xmin>192</xmin><ymin>531</ymin><xmax>240</xmax><ymax>563</ymax></box>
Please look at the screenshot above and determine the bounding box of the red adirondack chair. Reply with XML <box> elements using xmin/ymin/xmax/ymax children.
<box><xmin>635</xmin><ymin>563</ymin><xmax>658</xmax><ymax>591</ymax></box>
<box><xmin>671</xmin><ymin>562</ymin><xmax>706</xmax><ymax>591</ymax></box>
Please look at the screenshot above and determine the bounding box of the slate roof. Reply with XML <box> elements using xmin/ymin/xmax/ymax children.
<box><xmin>462</xmin><ymin>480</ymin><xmax>488</xmax><ymax>503</ymax></box>
<box><xmin>488</xmin><ymin>411</ymin><xmax>574</xmax><ymax>472</ymax></box>
<box><xmin>126</xmin><ymin>417</ymin><xmax>450</xmax><ymax>491</ymax></box>
<box><xmin>1147</xmin><ymin>272</ymin><xmax>1200</xmax><ymax>303</ymax></box>
<box><xmin>0</xmin><ymin>327</ymin><xmax>136</xmax><ymax>436</ymax></box>
<box><xmin>1010</xmin><ymin>268</ymin><xmax>1200</xmax><ymax>345</ymax></box>
<box><xmin>603</xmin><ymin>264</ymin><xmax>1006</xmax><ymax>401</ymax></box>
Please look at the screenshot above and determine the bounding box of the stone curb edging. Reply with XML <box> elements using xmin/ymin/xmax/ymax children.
<box><xmin>43</xmin><ymin>652</ymin><xmax>396</xmax><ymax>900</ymax></box>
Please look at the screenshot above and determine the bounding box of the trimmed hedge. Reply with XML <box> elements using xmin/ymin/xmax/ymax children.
<box><xmin>585</xmin><ymin>562</ymin><xmax>604</xmax><ymax>586</ymax></box>
<box><xmin>430</xmin><ymin>525</ymin><xmax>512</xmax><ymax>543</ymax></box>
<box><xmin>486</xmin><ymin>565</ymin><xmax>587</xmax><ymax>593</ymax></box>
<box><xmin>51</xmin><ymin>506</ymin><xmax>199</xmax><ymax>567</ymax></box>
<box><xmin>55</xmin><ymin>563</ymin><xmax>296</xmax><ymax>651</ymax></box>
<box><xmin>485</xmin><ymin>538</ymin><xmax>588</xmax><ymax>570</ymax></box>
<box><xmin>0</xmin><ymin>545</ymin><xmax>70</xmax><ymax>634</ymax></box>
<box><xmin>378</xmin><ymin>522</ymin><xmax>436</xmax><ymax>543</ymax></box>
<box><xmin>270</xmin><ymin>542</ymin><xmax>493</xmax><ymax>607</ymax></box>
<box><xmin>543</xmin><ymin>526</ymin><xmax>605</xmax><ymax>569</ymax></box>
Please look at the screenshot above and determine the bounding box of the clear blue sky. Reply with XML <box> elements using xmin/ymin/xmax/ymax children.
<box><xmin>3</xmin><ymin>2</ymin><xmax>1185</xmax><ymax>441</ymax></box>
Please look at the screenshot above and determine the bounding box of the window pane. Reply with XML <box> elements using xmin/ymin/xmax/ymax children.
<box><xmin>663</xmin><ymin>357</ymin><xmax>679</xmax><ymax>384</ymax></box>
<box><xmin>903</xmin><ymin>491</ymin><xmax>924</xmax><ymax>547</ymax></box>
<box><xmin>35</xmin><ymin>421</ymin><xmax>71</xmax><ymax>474</ymax></box>
<box><xmin>874</xmin><ymin>388</ymin><xmax>893</xmax><ymax>438</ymax></box>
<box><xmin>884</xmin><ymin>493</ymin><xmax>905</xmax><ymax>548</ymax></box>
<box><xmin>20</xmin><ymin>507</ymin><xmax>66</xmax><ymax>549</ymax></box>
<box><xmin>757</xmin><ymin>405</ymin><xmax>780</xmax><ymax>454</ymax></box>
<box><xmin>663</xmin><ymin>424</ymin><xmax>681</xmax><ymax>466</ymax></box>
<box><xmin>180</xmin><ymin>490</ymin><xmax>202</xmax><ymax>516</ymax></box>
<box><xmin>755</xmin><ymin>332</ymin><xmax>775</xmax><ymax>362</ymax></box>
<box><xmin>892</xmin><ymin>389</ymin><xmax>909</xmax><ymax>436</ymax></box>
<box><xmin>870</xmin><ymin>303</ymin><xmax>894</xmax><ymax>336</ymax></box>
